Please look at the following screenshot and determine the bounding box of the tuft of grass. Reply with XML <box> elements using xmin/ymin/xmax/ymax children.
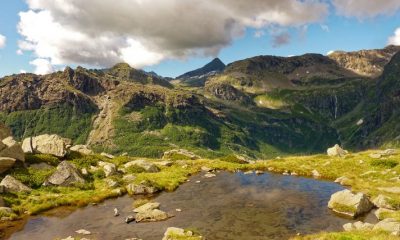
<box><xmin>9</xmin><ymin>167</ymin><xmax>55</xmax><ymax>188</ymax></box>
<box><xmin>291</xmin><ymin>230</ymin><xmax>400</xmax><ymax>240</ymax></box>
<box><xmin>370</xmin><ymin>159</ymin><xmax>398</xmax><ymax>168</ymax></box>
<box><xmin>25</xmin><ymin>153</ymin><xmax>60</xmax><ymax>166</ymax></box>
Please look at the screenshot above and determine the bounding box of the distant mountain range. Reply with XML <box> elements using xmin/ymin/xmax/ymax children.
<box><xmin>1</xmin><ymin>45</ymin><xmax>400</xmax><ymax>158</ymax></box>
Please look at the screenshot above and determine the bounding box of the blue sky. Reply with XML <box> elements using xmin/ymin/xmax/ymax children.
<box><xmin>0</xmin><ymin>0</ymin><xmax>400</xmax><ymax>78</ymax></box>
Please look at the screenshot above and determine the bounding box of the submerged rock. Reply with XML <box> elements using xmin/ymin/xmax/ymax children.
<box><xmin>328</xmin><ymin>189</ymin><xmax>373</xmax><ymax>217</ymax></box>
<box><xmin>162</xmin><ymin>227</ymin><xmax>201</xmax><ymax>240</ymax></box>
<box><xmin>134</xmin><ymin>202</ymin><xmax>160</xmax><ymax>213</ymax></box>
<box><xmin>327</xmin><ymin>144</ymin><xmax>348</xmax><ymax>157</ymax></box>
<box><xmin>44</xmin><ymin>161</ymin><xmax>85</xmax><ymax>186</ymax></box>
<box><xmin>135</xmin><ymin>209</ymin><xmax>170</xmax><ymax>222</ymax></box>
<box><xmin>0</xmin><ymin>175</ymin><xmax>31</xmax><ymax>193</ymax></box>
<box><xmin>22</xmin><ymin>134</ymin><xmax>72</xmax><ymax>157</ymax></box>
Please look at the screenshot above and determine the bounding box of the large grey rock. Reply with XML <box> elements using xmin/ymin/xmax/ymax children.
<box><xmin>134</xmin><ymin>202</ymin><xmax>160</xmax><ymax>213</ymax></box>
<box><xmin>328</xmin><ymin>189</ymin><xmax>373</xmax><ymax>217</ymax></box>
<box><xmin>0</xmin><ymin>175</ymin><xmax>31</xmax><ymax>192</ymax></box>
<box><xmin>135</xmin><ymin>209</ymin><xmax>169</xmax><ymax>222</ymax></box>
<box><xmin>0</xmin><ymin>157</ymin><xmax>16</xmax><ymax>174</ymax></box>
<box><xmin>373</xmin><ymin>218</ymin><xmax>400</xmax><ymax>234</ymax></box>
<box><xmin>44</xmin><ymin>161</ymin><xmax>85</xmax><ymax>186</ymax></box>
<box><xmin>0</xmin><ymin>137</ymin><xmax>25</xmax><ymax>162</ymax></box>
<box><xmin>327</xmin><ymin>144</ymin><xmax>348</xmax><ymax>157</ymax></box>
<box><xmin>22</xmin><ymin>134</ymin><xmax>72</xmax><ymax>157</ymax></box>
<box><xmin>126</xmin><ymin>183</ymin><xmax>158</xmax><ymax>195</ymax></box>
<box><xmin>70</xmin><ymin>145</ymin><xmax>93</xmax><ymax>155</ymax></box>
<box><xmin>373</xmin><ymin>195</ymin><xmax>400</xmax><ymax>210</ymax></box>
<box><xmin>124</xmin><ymin>160</ymin><xmax>159</xmax><ymax>173</ymax></box>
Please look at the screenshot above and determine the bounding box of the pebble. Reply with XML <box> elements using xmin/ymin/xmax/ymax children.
<box><xmin>114</xmin><ymin>208</ymin><xmax>119</xmax><ymax>217</ymax></box>
<box><xmin>75</xmin><ymin>229</ymin><xmax>91</xmax><ymax>235</ymax></box>
<box><xmin>125</xmin><ymin>216</ymin><xmax>135</xmax><ymax>224</ymax></box>
<box><xmin>196</xmin><ymin>180</ymin><xmax>201</xmax><ymax>183</ymax></box>
<box><xmin>176</xmin><ymin>209</ymin><xmax>182</xmax><ymax>212</ymax></box>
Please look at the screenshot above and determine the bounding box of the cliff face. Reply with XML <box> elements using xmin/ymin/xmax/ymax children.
<box><xmin>328</xmin><ymin>45</ymin><xmax>400</xmax><ymax>77</ymax></box>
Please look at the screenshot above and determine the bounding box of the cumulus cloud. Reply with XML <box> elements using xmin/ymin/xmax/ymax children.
<box><xmin>388</xmin><ymin>28</ymin><xmax>400</xmax><ymax>46</ymax></box>
<box><xmin>332</xmin><ymin>0</ymin><xmax>400</xmax><ymax>18</ymax></box>
<box><xmin>18</xmin><ymin>0</ymin><xmax>329</xmax><ymax>69</ymax></box>
<box><xmin>0</xmin><ymin>34</ymin><xmax>6</xmax><ymax>49</ymax></box>
<box><xmin>29</xmin><ymin>58</ymin><xmax>54</xmax><ymax>75</ymax></box>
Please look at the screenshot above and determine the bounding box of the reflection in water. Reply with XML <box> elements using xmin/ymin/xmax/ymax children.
<box><xmin>7</xmin><ymin>172</ymin><xmax>352</xmax><ymax>240</ymax></box>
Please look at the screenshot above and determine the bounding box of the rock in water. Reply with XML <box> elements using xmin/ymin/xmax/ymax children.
<box><xmin>135</xmin><ymin>209</ymin><xmax>170</xmax><ymax>222</ymax></box>
<box><xmin>114</xmin><ymin>208</ymin><xmax>119</xmax><ymax>217</ymax></box>
<box><xmin>328</xmin><ymin>189</ymin><xmax>373</xmax><ymax>217</ymax></box>
<box><xmin>0</xmin><ymin>175</ymin><xmax>32</xmax><ymax>192</ymax></box>
<box><xmin>44</xmin><ymin>161</ymin><xmax>85</xmax><ymax>186</ymax></box>
<box><xmin>133</xmin><ymin>202</ymin><xmax>160</xmax><ymax>213</ymax></box>
<box><xmin>162</xmin><ymin>227</ymin><xmax>201</xmax><ymax>240</ymax></box>
<box><xmin>125</xmin><ymin>215</ymin><xmax>135</xmax><ymax>224</ymax></box>
<box><xmin>22</xmin><ymin>134</ymin><xmax>72</xmax><ymax>157</ymax></box>
<box><xmin>327</xmin><ymin>144</ymin><xmax>348</xmax><ymax>157</ymax></box>
<box><xmin>126</xmin><ymin>183</ymin><xmax>158</xmax><ymax>195</ymax></box>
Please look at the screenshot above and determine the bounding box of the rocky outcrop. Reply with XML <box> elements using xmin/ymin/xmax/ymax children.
<box><xmin>44</xmin><ymin>161</ymin><xmax>85</xmax><ymax>186</ymax></box>
<box><xmin>124</xmin><ymin>160</ymin><xmax>159</xmax><ymax>173</ymax></box>
<box><xmin>328</xmin><ymin>190</ymin><xmax>373</xmax><ymax>217</ymax></box>
<box><xmin>22</xmin><ymin>134</ymin><xmax>72</xmax><ymax>157</ymax></box>
<box><xmin>343</xmin><ymin>221</ymin><xmax>374</xmax><ymax>231</ymax></box>
<box><xmin>69</xmin><ymin>145</ymin><xmax>93</xmax><ymax>155</ymax></box>
<box><xmin>328</xmin><ymin>45</ymin><xmax>400</xmax><ymax>77</ymax></box>
<box><xmin>0</xmin><ymin>175</ymin><xmax>31</xmax><ymax>192</ymax></box>
<box><xmin>327</xmin><ymin>144</ymin><xmax>348</xmax><ymax>157</ymax></box>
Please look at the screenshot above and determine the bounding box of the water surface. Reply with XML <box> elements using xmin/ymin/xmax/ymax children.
<box><xmin>6</xmin><ymin>172</ymin><xmax>355</xmax><ymax>240</ymax></box>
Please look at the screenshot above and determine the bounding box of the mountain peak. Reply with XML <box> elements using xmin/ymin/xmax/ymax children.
<box><xmin>176</xmin><ymin>58</ymin><xmax>226</xmax><ymax>80</ymax></box>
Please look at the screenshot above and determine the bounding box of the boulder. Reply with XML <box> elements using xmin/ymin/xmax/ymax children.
<box><xmin>375</xmin><ymin>208</ymin><xmax>395</xmax><ymax>220</ymax></box>
<box><xmin>22</xmin><ymin>134</ymin><xmax>72</xmax><ymax>157</ymax></box>
<box><xmin>334</xmin><ymin>176</ymin><xmax>351</xmax><ymax>186</ymax></box>
<box><xmin>373</xmin><ymin>218</ymin><xmax>400</xmax><ymax>234</ymax></box>
<box><xmin>44</xmin><ymin>161</ymin><xmax>85</xmax><ymax>186</ymax></box>
<box><xmin>0</xmin><ymin>157</ymin><xmax>16</xmax><ymax>174</ymax></box>
<box><xmin>126</xmin><ymin>183</ymin><xmax>158</xmax><ymax>195</ymax></box>
<box><xmin>343</xmin><ymin>221</ymin><xmax>374</xmax><ymax>231</ymax></box>
<box><xmin>124</xmin><ymin>160</ymin><xmax>159</xmax><ymax>173</ymax></box>
<box><xmin>70</xmin><ymin>145</ymin><xmax>93</xmax><ymax>155</ymax></box>
<box><xmin>0</xmin><ymin>137</ymin><xmax>25</xmax><ymax>162</ymax></box>
<box><xmin>98</xmin><ymin>161</ymin><xmax>116</xmax><ymax>177</ymax></box>
<box><xmin>328</xmin><ymin>189</ymin><xmax>373</xmax><ymax>217</ymax></box>
<box><xmin>135</xmin><ymin>209</ymin><xmax>170</xmax><ymax>222</ymax></box>
<box><xmin>373</xmin><ymin>195</ymin><xmax>400</xmax><ymax>210</ymax></box>
<box><xmin>134</xmin><ymin>202</ymin><xmax>160</xmax><ymax>213</ymax></box>
<box><xmin>0</xmin><ymin>175</ymin><xmax>31</xmax><ymax>192</ymax></box>
<box><xmin>327</xmin><ymin>144</ymin><xmax>348</xmax><ymax>157</ymax></box>
<box><xmin>104</xmin><ymin>179</ymin><xmax>119</xmax><ymax>188</ymax></box>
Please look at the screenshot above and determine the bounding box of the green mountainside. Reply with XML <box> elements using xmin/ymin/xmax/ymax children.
<box><xmin>1</xmin><ymin>47</ymin><xmax>400</xmax><ymax>159</ymax></box>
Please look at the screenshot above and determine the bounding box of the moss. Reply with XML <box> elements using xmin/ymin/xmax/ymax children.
<box><xmin>8</xmin><ymin>167</ymin><xmax>55</xmax><ymax>189</ymax></box>
<box><xmin>370</xmin><ymin>159</ymin><xmax>399</xmax><ymax>168</ymax></box>
<box><xmin>25</xmin><ymin>153</ymin><xmax>60</xmax><ymax>166</ymax></box>
<box><xmin>219</xmin><ymin>155</ymin><xmax>248</xmax><ymax>164</ymax></box>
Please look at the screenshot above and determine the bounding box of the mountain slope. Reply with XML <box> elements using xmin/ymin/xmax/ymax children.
<box><xmin>174</xmin><ymin>58</ymin><xmax>226</xmax><ymax>87</ymax></box>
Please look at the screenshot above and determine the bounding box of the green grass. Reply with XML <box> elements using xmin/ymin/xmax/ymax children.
<box><xmin>291</xmin><ymin>230</ymin><xmax>400</xmax><ymax>240</ymax></box>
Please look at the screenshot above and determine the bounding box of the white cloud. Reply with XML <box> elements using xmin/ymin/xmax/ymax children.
<box><xmin>254</xmin><ymin>30</ymin><xmax>265</xmax><ymax>38</ymax></box>
<box><xmin>29</xmin><ymin>58</ymin><xmax>54</xmax><ymax>75</ymax></box>
<box><xmin>332</xmin><ymin>0</ymin><xmax>400</xmax><ymax>18</ymax></box>
<box><xmin>0</xmin><ymin>34</ymin><xmax>6</xmax><ymax>49</ymax></box>
<box><xmin>388</xmin><ymin>28</ymin><xmax>400</xmax><ymax>46</ymax></box>
<box><xmin>18</xmin><ymin>0</ymin><xmax>329</xmax><ymax>69</ymax></box>
<box><xmin>20</xmin><ymin>69</ymin><xmax>27</xmax><ymax>74</ymax></box>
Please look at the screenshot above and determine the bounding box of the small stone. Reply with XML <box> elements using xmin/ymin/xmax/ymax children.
<box><xmin>175</xmin><ymin>209</ymin><xmax>182</xmax><ymax>212</ymax></box>
<box><xmin>75</xmin><ymin>229</ymin><xmax>91</xmax><ymax>235</ymax></box>
<box><xmin>244</xmin><ymin>171</ymin><xmax>253</xmax><ymax>175</ymax></box>
<box><xmin>101</xmin><ymin>152</ymin><xmax>115</xmax><ymax>159</ymax></box>
<box><xmin>195</xmin><ymin>180</ymin><xmax>201</xmax><ymax>183</ymax></box>
<box><xmin>81</xmin><ymin>168</ymin><xmax>88</xmax><ymax>175</ymax></box>
<box><xmin>125</xmin><ymin>215</ymin><xmax>135</xmax><ymax>223</ymax></box>
<box><xmin>204</xmin><ymin>173</ymin><xmax>216</xmax><ymax>178</ymax></box>
<box><xmin>255</xmin><ymin>170</ymin><xmax>264</xmax><ymax>175</ymax></box>
<box><xmin>114</xmin><ymin>208</ymin><xmax>119</xmax><ymax>217</ymax></box>
<box><xmin>201</xmin><ymin>166</ymin><xmax>212</xmax><ymax>172</ymax></box>
<box><xmin>312</xmin><ymin>170</ymin><xmax>321</xmax><ymax>178</ymax></box>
